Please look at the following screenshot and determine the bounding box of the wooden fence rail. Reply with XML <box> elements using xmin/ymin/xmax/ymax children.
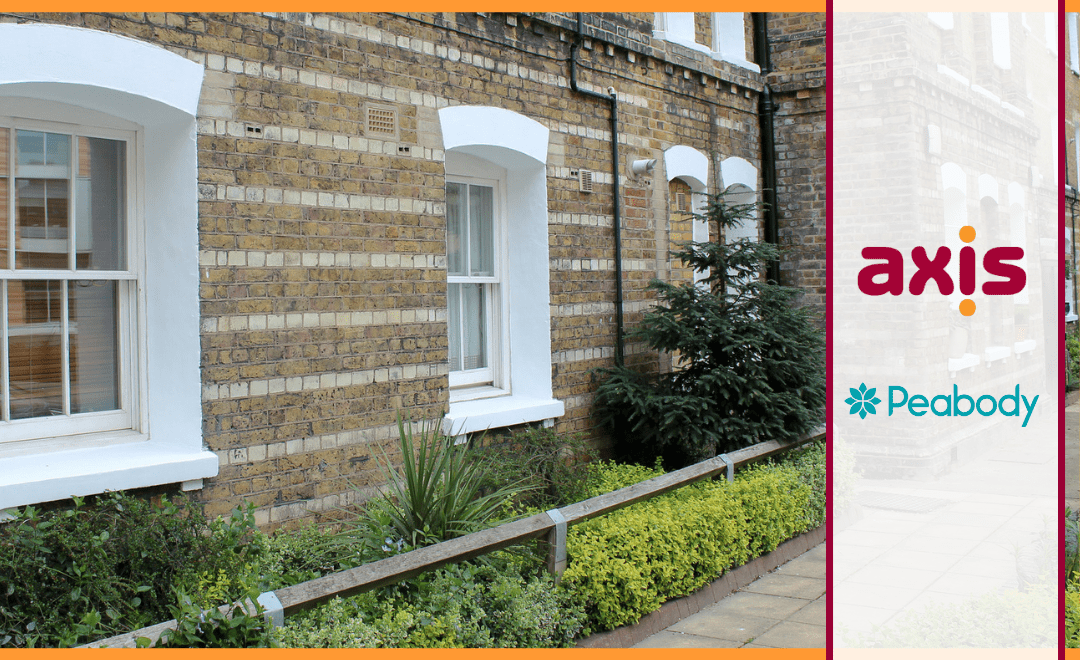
<box><xmin>85</xmin><ymin>428</ymin><xmax>824</xmax><ymax>648</ymax></box>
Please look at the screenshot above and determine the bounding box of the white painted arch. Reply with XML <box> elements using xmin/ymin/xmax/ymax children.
<box><xmin>664</xmin><ymin>145</ymin><xmax>709</xmax><ymax>191</ymax></box>
<box><xmin>720</xmin><ymin>156</ymin><xmax>758</xmax><ymax>191</ymax></box>
<box><xmin>439</xmin><ymin>105</ymin><xmax>549</xmax><ymax>169</ymax></box>
<box><xmin>0</xmin><ymin>23</ymin><xmax>203</xmax><ymax>119</ymax></box>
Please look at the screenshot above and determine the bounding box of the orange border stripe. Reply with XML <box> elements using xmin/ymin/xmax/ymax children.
<box><xmin>0</xmin><ymin>1</ymin><xmax>826</xmax><ymax>11</ymax></box>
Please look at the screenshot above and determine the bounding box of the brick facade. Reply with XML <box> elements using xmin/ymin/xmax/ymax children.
<box><xmin>2</xmin><ymin>12</ymin><xmax>825</xmax><ymax>528</ymax></box>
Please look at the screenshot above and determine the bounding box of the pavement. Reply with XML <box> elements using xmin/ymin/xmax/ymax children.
<box><xmin>632</xmin><ymin>542</ymin><xmax>825</xmax><ymax>649</ymax></box>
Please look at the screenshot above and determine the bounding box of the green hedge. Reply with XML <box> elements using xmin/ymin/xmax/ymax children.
<box><xmin>563</xmin><ymin>459</ymin><xmax>814</xmax><ymax>631</ymax></box>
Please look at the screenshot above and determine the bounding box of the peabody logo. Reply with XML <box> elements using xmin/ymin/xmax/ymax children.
<box><xmin>846</xmin><ymin>384</ymin><xmax>1039</xmax><ymax>427</ymax></box>
<box><xmin>857</xmin><ymin>225</ymin><xmax>1025</xmax><ymax>317</ymax></box>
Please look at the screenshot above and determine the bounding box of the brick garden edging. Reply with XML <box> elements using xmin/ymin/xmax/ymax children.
<box><xmin>575</xmin><ymin>524</ymin><xmax>826</xmax><ymax>648</ymax></box>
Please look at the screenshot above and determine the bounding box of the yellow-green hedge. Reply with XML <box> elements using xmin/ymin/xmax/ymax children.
<box><xmin>561</xmin><ymin>463</ymin><xmax>811</xmax><ymax>631</ymax></box>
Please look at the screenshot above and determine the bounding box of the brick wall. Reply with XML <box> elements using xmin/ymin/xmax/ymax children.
<box><xmin>768</xmin><ymin>12</ymin><xmax>826</xmax><ymax>318</ymax></box>
<box><xmin>5</xmin><ymin>11</ymin><xmax>824</xmax><ymax>528</ymax></box>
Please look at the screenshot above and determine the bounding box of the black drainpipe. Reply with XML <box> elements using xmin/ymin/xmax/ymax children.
<box><xmin>753</xmin><ymin>13</ymin><xmax>781</xmax><ymax>285</ymax></box>
<box><xmin>571</xmin><ymin>13</ymin><xmax>625</xmax><ymax>368</ymax></box>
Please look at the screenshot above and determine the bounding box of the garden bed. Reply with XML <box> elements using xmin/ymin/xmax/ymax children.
<box><xmin>4</xmin><ymin>432</ymin><xmax>825</xmax><ymax>648</ymax></box>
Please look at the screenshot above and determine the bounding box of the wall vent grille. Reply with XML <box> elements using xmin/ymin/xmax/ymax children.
<box><xmin>579</xmin><ymin>169</ymin><xmax>594</xmax><ymax>193</ymax></box>
<box><xmin>367</xmin><ymin>106</ymin><xmax>397</xmax><ymax>136</ymax></box>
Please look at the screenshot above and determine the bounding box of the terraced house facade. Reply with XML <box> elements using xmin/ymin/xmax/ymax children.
<box><xmin>0</xmin><ymin>12</ymin><xmax>825</xmax><ymax>528</ymax></box>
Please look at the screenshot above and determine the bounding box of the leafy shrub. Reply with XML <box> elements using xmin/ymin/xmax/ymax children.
<box><xmin>155</xmin><ymin>593</ymin><xmax>277</xmax><ymax>648</ymax></box>
<box><xmin>1068</xmin><ymin>508</ymin><xmax>1079</xmax><ymax>586</ymax></box>
<box><xmin>1069</xmin><ymin>578</ymin><xmax>1080</xmax><ymax>649</ymax></box>
<box><xmin>254</xmin><ymin>523</ymin><xmax>342</xmax><ymax>592</ymax></box>
<box><xmin>473</xmin><ymin>425</ymin><xmax>593</xmax><ymax>509</ymax></box>
<box><xmin>273</xmin><ymin>555</ymin><xmax>585</xmax><ymax>648</ymax></box>
<box><xmin>584</xmin><ymin>460</ymin><xmax>666</xmax><ymax>497</ymax></box>
<box><xmin>561</xmin><ymin>462</ymin><xmax>809</xmax><ymax>631</ymax></box>
<box><xmin>337</xmin><ymin>416</ymin><xmax>527</xmax><ymax>560</ymax></box>
<box><xmin>779</xmin><ymin>439</ymin><xmax>827</xmax><ymax>530</ymax></box>
<box><xmin>593</xmin><ymin>190</ymin><xmax>825</xmax><ymax>467</ymax></box>
<box><xmin>0</xmin><ymin>492</ymin><xmax>261</xmax><ymax>648</ymax></box>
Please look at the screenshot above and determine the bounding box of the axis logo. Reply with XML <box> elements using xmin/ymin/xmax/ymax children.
<box><xmin>845</xmin><ymin>383</ymin><xmax>1039</xmax><ymax>427</ymax></box>
<box><xmin>857</xmin><ymin>225</ymin><xmax>1025</xmax><ymax>316</ymax></box>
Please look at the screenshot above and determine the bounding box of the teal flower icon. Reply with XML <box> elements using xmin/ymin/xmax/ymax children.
<box><xmin>845</xmin><ymin>383</ymin><xmax>881</xmax><ymax>419</ymax></box>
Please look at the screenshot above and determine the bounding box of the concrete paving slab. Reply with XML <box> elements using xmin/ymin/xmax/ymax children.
<box><xmin>752</xmin><ymin>621</ymin><xmax>826</xmax><ymax>649</ymax></box>
<box><xmin>669</xmin><ymin>611</ymin><xmax>778</xmax><ymax>642</ymax></box>
<box><xmin>632</xmin><ymin>632</ymin><xmax>742</xmax><ymax>648</ymax></box>
<box><xmin>775</xmin><ymin>555</ymin><xmax>825</xmax><ymax>578</ymax></box>
<box><xmin>788</xmin><ymin>598</ymin><xmax>825</xmax><ymax>625</ymax></box>
<box><xmin>706</xmin><ymin>591</ymin><xmax>810</xmax><ymax>620</ymax></box>
<box><xmin>743</xmin><ymin>573</ymin><xmax>825</xmax><ymax>600</ymax></box>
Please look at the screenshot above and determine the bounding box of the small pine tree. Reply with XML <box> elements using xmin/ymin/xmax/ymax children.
<box><xmin>593</xmin><ymin>189</ymin><xmax>825</xmax><ymax>467</ymax></box>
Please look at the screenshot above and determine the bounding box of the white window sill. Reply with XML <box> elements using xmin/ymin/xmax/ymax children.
<box><xmin>654</xmin><ymin>31</ymin><xmax>712</xmax><ymax>56</ymax></box>
<box><xmin>443</xmin><ymin>395</ymin><xmax>565</xmax><ymax>436</ymax></box>
<box><xmin>0</xmin><ymin>438</ymin><xmax>218</xmax><ymax>510</ymax></box>
<box><xmin>711</xmin><ymin>52</ymin><xmax>761</xmax><ymax>74</ymax></box>
<box><xmin>449</xmin><ymin>385</ymin><xmax>508</xmax><ymax>403</ymax></box>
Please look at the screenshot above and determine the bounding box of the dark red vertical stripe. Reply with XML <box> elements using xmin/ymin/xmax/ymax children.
<box><xmin>825</xmin><ymin>2</ymin><xmax>834</xmax><ymax>659</ymax></box>
<box><xmin>1061</xmin><ymin>3</ymin><xmax>1068</xmax><ymax>658</ymax></box>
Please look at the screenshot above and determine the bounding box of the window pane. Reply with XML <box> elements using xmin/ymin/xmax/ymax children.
<box><xmin>461</xmin><ymin>283</ymin><xmax>486</xmax><ymax>370</ymax></box>
<box><xmin>15</xmin><ymin>178</ymin><xmax>69</xmax><ymax>269</ymax></box>
<box><xmin>446</xmin><ymin>182</ymin><xmax>466</xmax><ymax>276</ymax></box>
<box><xmin>8</xmin><ymin>279</ymin><xmax>63</xmax><ymax>419</ymax></box>
<box><xmin>17</xmin><ymin>130</ymin><xmax>69</xmax><ymax>171</ymax></box>
<box><xmin>469</xmin><ymin>185</ymin><xmax>493</xmax><ymax>277</ymax></box>
<box><xmin>16</xmin><ymin>130</ymin><xmax>45</xmax><ymax>168</ymax></box>
<box><xmin>448</xmin><ymin>283</ymin><xmax>461</xmax><ymax>372</ymax></box>
<box><xmin>76</xmin><ymin>137</ymin><xmax>126</xmax><ymax>271</ymax></box>
<box><xmin>69</xmin><ymin>280</ymin><xmax>119</xmax><ymax>414</ymax></box>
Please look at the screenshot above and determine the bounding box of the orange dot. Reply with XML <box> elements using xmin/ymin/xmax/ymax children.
<box><xmin>959</xmin><ymin>299</ymin><xmax>976</xmax><ymax>316</ymax></box>
<box><xmin>959</xmin><ymin>226</ymin><xmax>976</xmax><ymax>243</ymax></box>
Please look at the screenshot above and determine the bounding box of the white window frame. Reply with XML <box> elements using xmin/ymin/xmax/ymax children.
<box><xmin>0</xmin><ymin>23</ymin><xmax>216</xmax><ymax>510</ymax></box>
<box><xmin>437</xmin><ymin>106</ymin><xmax>564</xmax><ymax>435</ymax></box>
<box><xmin>445</xmin><ymin>173</ymin><xmax>510</xmax><ymax>400</ymax></box>
<box><xmin>654</xmin><ymin>13</ymin><xmax>712</xmax><ymax>55</ymax></box>
<box><xmin>1070</xmin><ymin>13</ymin><xmax>1079</xmax><ymax>73</ymax></box>
<box><xmin>711</xmin><ymin>13</ymin><xmax>760</xmax><ymax>73</ymax></box>
<box><xmin>0</xmin><ymin>116</ymin><xmax>143</xmax><ymax>448</ymax></box>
